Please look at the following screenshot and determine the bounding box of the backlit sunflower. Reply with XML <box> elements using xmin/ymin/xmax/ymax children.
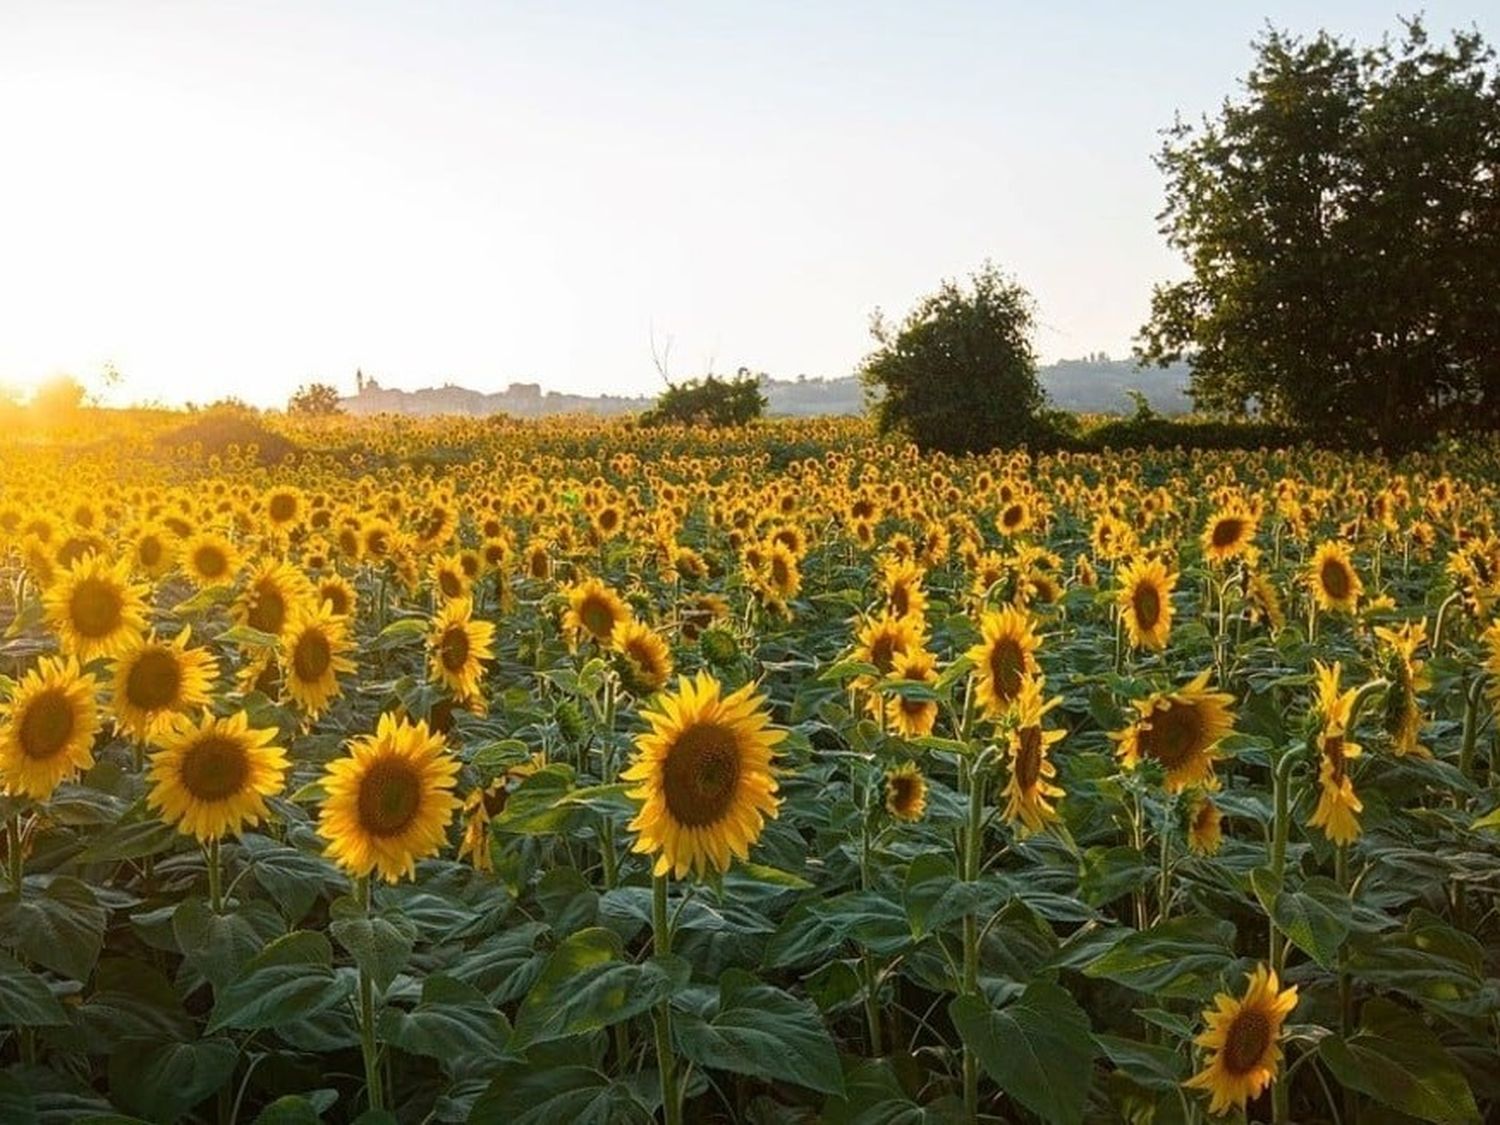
<box><xmin>1201</xmin><ymin>502</ymin><xmax>1257</xmax><ymax>564</ymax></box>
<box><xmin>146</xmin><ymin>711</ymin><xmax>289</xmax><ymax>843</ymax></box>
<box><xmin>881</xmin><ymin>558</ymin><xmax>928</xmax><ymax>624</ymax></box>
<box><xmin>562</xmin><ymin>577</ymin><xmax>632</xmax><ymax>647</ymax></box>
<box><xmin>1307</xmin><ymin>661</ymin><xmax>1362</xmax><ymax>846</ymax></box>
<box><xmin>430</xmin><ymin>554</ymin><xmax>471</xmax><ymax>603</ymax></box>
<box><xmin>611</xmin><ymin>619</ymin><xmax>674</xmax><ymax>696</ymax></box>
<box><xmin>318</xmin><ymin>713</ymin><xmax>462</xmax><ymax>883</ymax></box>
<box><xmin>1307</xmin><ymin>540</ymin><xmax>1362</xmax><ymax>614</ymax></box>
<box><xmin>1114</xmin><ymin>670</ymin><xmax>1235</xmax><ymax>792</ymax></box>
<box><xmin>884</xmin><ymin>761</ymin><xmax>928</xmax><ymax>822</ymax></box>
<box><xmin>1183</xmin><ymin>965</ymin><xmax>1298</xmax><ymax>1116</ymax></box>
<box><xmin>428</xmin><ymin>598</ymin><xmax>496</xmax><ymax>703</ymax></box>
<box><xmin>129</xmin><ymin>522</ymin><xmax>179</xmax><ymax>579</ymax></box>
<box><xmin>1375</xmin><ymin>620</ymin><xmax>1429</xmax><ymax>757</ymax></box>
<box><xmin>111</xmin><ymin>628</ymin><xmax>219</xmax><ymax>741</ymax></box>
<box><xmin>1000</xmin><ymin>675</ymin><xmax>1066</xmax><ymax>834</ymax></box>
<box><xmin>966</xmin><ymin>605</ymin><xmax>1041</xmax><ymax>719</ymax></box>
<box><xmin>281</xmin><ymin>602</ymin><xmax>356</xmax><ymax>719</ymax></box>
<box><xmin>43</xmin><ymin>553</ymin><xmax>149</xmax><ymax>662</ymax></box>
<box><xmin>233</xmin><ymin>559</ymin><xmax>313</xmax><ymax>641</ymax></box>
<box><xmin>621</xmin><ymin>671</ymin><xmax>783</xmax><ymax>879</ymax></box>
<box><xmin>0</xmin><ymin>656</ymin><xmax>100</xmax><ymax>800</ymax></box>
<box><xmin>182</xmin><ymin>530</ymin><xmax>241</xmax><ymax>588</ymax></box>
<box><xmin>315</xmin><ymin>573</ymin><xmax>357</xmax><ymax>618</ymax></box>
<box><xmin>883</xmin><ymin>647</ymin><xmax>939</xmax><ymax>738</ymax></box>
<box><xmin>1117</xmin><ymin>556</ymin><xmax>1177</xmax><ymax>651</ymax></box>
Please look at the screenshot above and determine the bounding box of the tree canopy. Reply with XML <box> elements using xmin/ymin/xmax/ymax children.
<box><xmin>1138</xmin><ymin>18</ymin><xmax>1500</xmax><ymax>447</ymax></box>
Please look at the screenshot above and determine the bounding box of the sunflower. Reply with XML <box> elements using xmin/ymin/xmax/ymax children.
<box><xmin>111</xmin><ymin>628</ymin><xmax>219</xmax><ymax>741</ymax></box>
<box><xmin>966</xmin><ymin>605</ymin><xmax>1041</xmax><ymax>719</ymax></box>
<box><xmin>851</xmin><ymin>611</ymin><xmax>925</xmax><ymax>706</ymax></box>
<box><xmin>1183</xmin><ymin>965</ymin><xmax>1298</xmax><ymax>1116</ymax></box>
<box><xmin>764</xmin><ymin>542</ymin><xmax>802</xmax><ymax>602</ymax></box>
<box><xmin>1114</xmin><ymin>671</ymin><xmax>1235</xmax><ymax>792</ymax></box>
<box><xmin>1117</xmin><ymin>556</ymin><xmax>1177</xmax><ymax>651</ymax></box>
<box><xmin>428</xmin><ymin>598</ymin><xmax>496</xmax><ymax>703</ymax></box>
<box><xmin>562</xmin><ymin>578</ymin><xmax>632</xmax><ymax>647</ymax></box>
<box><xmin>1375</xmin><ymin>620</ymin><xmax>1429</xmax><ymax>757</ymax></box>
<box><xmin>146</xmin><ymin>711</ymin><xmax>289</xmax><ymax>843</ymax></box>
<box><xmin>0</xmin><ymin>656</ymin><xmax>101</xmax><ymax>800</ymax></box>
<box><xmin>182</xmin><ymin>530</ymin><xmax>242</xmax><ymax>588</ymax></box>
<box><xmin>1187</xmin><ymin>792</ymin><xmax>1224</xmax><ymax>856</ymax></box>
<box><xmin>456</xmin><ymin>781</ymin><xmax>508</xmax><ymax>872</ymax></box>
<box><xmin>128</xmin><ymin>522</ymin><xmax>179</xmax><ymax>579</ymax></box>
<box><xmin>281</xmin><ymin>602</ymin><xmax>356</xmax><ymax>719</ymax></box>
<box><xmin>1000</xmin><ymin>675</ymin><xmax>1066</xmax><ymax>834</ymax></box>
<box><xmin>263</xmin><ymin>485</ymin><xmax>304</xmax><ymax>533</ymax></box>
<box><xmin>611</xmin><ymin>619</ymin><xmax>674</xmax><ymax>696</ymax></box>
<box><xmin>233</xmin><ymin>559</ymin><xmax>313</xmax><ymax>641</ymax></box>
<box><xmin>318</xmin><ymin>713</ymin><xmax>462</xmax><ymax>883</ymax></box>
<box><xmin>1243</xmin><ymin>570</ymin><xmax>1285</xmax><ymax>633</ymax></box>
<box><xmin>523</xmin><ymin>539</ymin><xmax>552</xmax><ymax>581</ymax></box>
<box><xmin>1485</xmin><ymin>619</ymin><xmax>1500</xmax><ymax>718</ymax></box>
<box><xmin>1201</xmin><ymin>502</ymin><xmax>1257</xmax><ymax>564</ymax></box>
<box><xmin>1307</xmin><ymin>540</ymin><xmax>1362</xmax><ymax>614</ymax></box>
<box><xmin>621</xmin><ymin>671</ymin><xmax>784</xmax><ymax>879</ymax></box>
<box><xmin>883</xmin><ymin>647</ymin><xmax>939</xmax><ymax>739</ymax></box>
<box><xmin>430</xmin><ymin>554</ymin><xmax>471</xmax><ymax>603</ymax></box>
<box><xmin>43</xmin><ymin>553</ymin><xmax>149</xmax><ymax>662</ymax></box>
<box><xmin>881</xmin><ymin>558</ymin><xmax>928</xmax><ymax>624</ymax></box>
<box><xmin>884</xmin><ymin>761</ymin><xmax>928</xmax><ymax>822</ymax></box>
<box><xmin>315</xmin><ymin>573</ymin><xmax>357</xmax><ymax>618</ymax></box>
<box><xmin>1307</xmin><ymin>661</ymin><xmax>1362</xmax><ymax>846</ymax></box>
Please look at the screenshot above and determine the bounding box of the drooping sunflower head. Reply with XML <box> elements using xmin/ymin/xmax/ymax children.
<box><xmin>1117</xmin><ymin>555</ymin><xmax>1177</xmax><ymax>651</ymax></box>
<box><xmin>111</xmin><ymin>628</ymin><xmax>219</xmax><ymax>741</ymax></box>
<box><xmin>147</xmin><ymin>710</ymin><xmax>289</xmax><ymax>843</ymax></box>
<box><xmin>1184</xmin><ymin>964</ymin><xmax>1298</xmax><ymax>1116</ymax></box>
<box><xmin>562</xmin><ymin>578</ymin><xmax>632</xmax><ymax>648</ymax></box>
<box><xmin>883</xmin><ymin>647</ymin><xmax>940</xmax><ymax>739</ymax></box>
<box><xmin>318</xmin><ymin>713</ymin><xmax>462</xmax><ymax>883</ymax></box>
<box><xmin>884</xmin><ymin>761</ymin><xmax>928</xmax><ymax>822</ymax></box>
<box><xmin>1001</xmin><ymin>674</ymin><xmax>1066</xmax><ymax>834</ymax></box>
<box><xmin>1114</xmin><ymin>670</ymin><xmax>1235</xmax><ymax>792</ymax></box>
<box><xmin>0</xmin><ymin>656</ymin><xmax>101</xmax><ymax>800</ymax></box>
<box><xmin>621</xmin><ymin>671</ymin><xmax>784</xmax><ymax>879</ymax></box>
<box><xmin>1307</xmin><ymin>541</ymin><xmax>1362</xmax><ymax>614</ymax></box>
<box><xmin>1374</xmin><ymin>620</ymin><xmax>1429</xmax><ymax>757</ymax></box>
<box><xmin>41</xmin><ymin>553</ymin><xmax>149</xmax><ymax>663</ymax></box>
<box><xmin>281</xmin><ymin>601</ymin><xmax>356</xmax><ymax>719</ymax></box>
<box><xmin>1243</xmin><ymin>569</ymin><xmax>1286</xmax><ymax>633</ymax></box>
<box><xmin>611</xmin><ymin>619</ymin><xmax>674</xmax><ymax>696</ymax></box>
<box><xmin>1201</xmin><ymin>502</ymin><xmax>1257</xmax><ymax>564</ymax></box>
<box><xmin>1186</xmin><ymin>792</ymin><xmax>1224</xmax><ymax>856</ymax></box>
<box><xmin>428</xmin><ymin>598</ymin><xmax>496</xmax><ymax>703</ymax></box>
<box><xmin>965</xmin><ymin>605</ymin><xmax>1041</xmax><ymax>718</ymax></box>
<box><xmin>1308</xmin><ymin>661</ymin><xmax>1364</xmax><ymax>845</ymax></box>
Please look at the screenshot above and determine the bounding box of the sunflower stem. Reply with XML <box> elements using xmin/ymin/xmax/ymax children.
<box><xmin>651</xmin><ymin>873</ymin><xmax>681</xmax><ymax>1125</ymax></box>
<box><xmin>1268</xmin><ymin>747</ymin><xmax>1301</xmax><ymax>973</ymax></box>
<box><xmin>1458</xmin><ymin>673</ymin><xmax>1487</xmax><ymax>782</ymax></box>
<box><xmin>206</xmin><ymin>836</ymin><xmax>223</xmax><ymax>913</ymax></box>
<box><xmin>356</xmin><ymin>875</ymin><xmax>384</xmax><ymax>1112</ymax></box>
<box><xmin>6</xmin><ymin>814</ymin><xmax>23</xmax><ymax>895</ymax></box>
<box><xmin>1430</xmin><ymin>590</ymin><xmax>1462</xmax><ymax>655</ymax></box>
<box><xmin>1156</xmin><ymin>794</ymin><xmax>1173</xmax><ymax>924</ymax></box>
<box><xmin>960</xmin><ymin>753</ymin><xmax>985</xmax><ymax>1122</ymax></box>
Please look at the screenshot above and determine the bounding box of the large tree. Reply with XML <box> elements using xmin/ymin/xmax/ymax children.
<box><xmin>861</xmin><ymin>262</ymin><xmax>1046</xmax><ymax>454</ymax></box>
<box><xmin>1138</xmin><ymin>19</ymin><xmax>1500</xmax><ymax>446</ymax></box>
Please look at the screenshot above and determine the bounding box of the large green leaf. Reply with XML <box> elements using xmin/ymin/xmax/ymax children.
<box><xmin>173</xmin><ymin>896</ymin><xmax>285</xmax><ymax>989</ymax></box>
<box><xmin>207</xmin><ymin>931</ymin><xmax>352</xmax><ymax>1033</ymax></box>
<box><xmin>470</xmin><ymin>1065</ymin><xmax>654</xmax><ymax>1125</ymax></box>
<box><xmin>0</xmin><ymin>876</ymin><xmax>108</xmax><ymax>980</ymax></box>
<box><xmin>377</xmin><ymin>975</ymin><xmax>510</xmax><ymax>1063</ymax></box>
<box><xmin>673</xmin><ymin>969</ymin><xmax>843</xmax><ymax>1096</ymax></box>
<box><xmin>1082</xmin><ymin>915</ymin><xmax>1235</xmax><ymax>998</ymax></box>
<box><xmin>903</xmin><ymin>854</ymin><xmax>1004</xmax><ymax>939</ymax></box>
<box><xmin>106</xmin><ymin>1038</ymin><xmax>240</xmax><ymax>1122</ymax></box>
<box><xmin>329</xmin><ymin>897</ymin><xmax>417</xmax><ymax>992</ymax></box>
<box><xmin>0</xmin><ymin>952</ymin><xmax>69</xmax><ymax>1027</ymax></box>
<box><xmin>1251</xmin><ymin>870</ymin><xmax>1351</xmax><ymax>969</ymax></box>
<box><xmin>1318</xmin><ymin>998</ymin><xmax>1480</xmax><ymax>1123</ymax></box>
<box><xmin>509</xmin><ymin>928</ymin><xmax>688</xmax><ymax>1049</ymax></box>
<box><xmin>949</xmin><ymin>981</ymin><xmax>1097</xmax><ymax>1125</ymax></box>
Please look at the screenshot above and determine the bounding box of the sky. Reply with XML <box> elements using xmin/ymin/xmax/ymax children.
<box><xmin>0</xmin><ymin>2</ymin><xmax>1491</xmax><ymax>408</ymax></box>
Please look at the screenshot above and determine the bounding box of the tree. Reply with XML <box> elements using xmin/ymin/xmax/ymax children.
<box><xmin>860</xmin><ymin>262</ymin><xmax>1046</xmax><ymax>454</ymax></box>
<box><xmin>287</xmin><ymin>382</ymin><xmax>345</xmax><ymax>416</ymax></box>
<box><xmin>1138</xmin><ymin>18</ymin><xmax>1500</xmax><ymax>446</ymax></box>
<box><xmin>641</xmin><ymin>373</ymin><xmax>766</xmax><ymax>428</ymax></box>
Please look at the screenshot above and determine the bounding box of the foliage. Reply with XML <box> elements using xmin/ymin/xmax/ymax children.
<box><xmin>287</xmin><ymin>382</ymin><xmax>346</xmax><ymax>417</ymax></box>
<box><xmin>861</xmin><ymin>262</ymin><xmax>1049</xmax><ymax>454</ymax></box>
<box><xmin>640</xmin><ymin>372</ymin><xmax>766</xmax><ymax>428</ymax></box>
<box><xmin>158</xmin><ymin>402</ymin><xmax>300</xmax><ymax>465</ymax></box>
<box><xmin>1139</xmin><ymin>18</ymin><xmax>1500</xmax><ymax>447</ymax></box>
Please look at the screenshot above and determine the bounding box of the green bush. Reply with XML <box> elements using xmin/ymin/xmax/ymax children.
<box><xmin>641</xmin><ymin>374</ymin><xmax>765</xmax><ymax>428</ymax></box>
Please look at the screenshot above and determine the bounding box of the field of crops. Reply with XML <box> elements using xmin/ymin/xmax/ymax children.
<box><xmin>0</xmin><ymin>413</ymin><xmax>1497</xmax><ymax>1124</ymax></box>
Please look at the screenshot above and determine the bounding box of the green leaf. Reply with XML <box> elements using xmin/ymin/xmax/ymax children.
<box><xmin>819</xmin><ymin>659</ymin><xmax>881</xmax><ymax>682</ymax></box>
<box><xmin>217</xmin><ymin>624</ymin><xmax>280</xmax><ymax>648</ymax></box>
<box><xmin>173</xmin><ymin>897</ymin><xmax>285</xmax><ymax>989</ymax></box>
<box><xmin>77</xmin><ymin>817</ymin><xmax>182</xmax><ymax>863</ymax></box>
<box><xmin>252</xmin><ymin>1095</ymin><xmax>337</xmax><ymax>1125</ymax></box>
<box><xmin>0</xmin><ymin>952</ymin><xmax>69</xmax><ymax>1027</ymax></box>
<box><xmin>673</xmin><ymin>969</ymin><xmax>844</xmax><ymax>1096</ymax></box>
<box><xmin>369</xmin><ymin>616</ymin><xmax>428</xmax><ymax>651</ymax></box>
<box><xmin>377</xmin><ymin>975</ymin><xmax>510</xmax><ymax>1063</ymax></box>
<box><xmin>107</xmin><ymin>1038</ymin><xmax>240</xmax><ymax>1122</ymax></box>
<box><xmin>0</xmin><ymin>876</ymin><xmax>108</xmax><ymax>980</ymax></box>
<box><xmin>731</xmin><ymin>861</ymin><xmax>813</xmax><ymax>891</ymax></box>
<box><xmin>471</xmin><ymin>1065</ymin><xmax>654</xmax><ymax>1125</ymax></box>
<box><xmin>1251</xmin><ymin>870</ymin><xmax>1351</xmax><ymax>970</ymax></box>
<box><xmin>509</xmin><ymin>928</ymin><xmax>688</xmax><ymax>1049</ymax></box>
<box><xmin>949</xmin><ymin>981</ymin><xmax>1097</xmax><ymax>1125</ymax></box>
<box><xmin>1318</xmin><ymin>998</ymin><xmax>1480</xmax><ymax>1123</ymax></box>
<box><xmin>1082</xmin><ymin>915</ymin><xmax>1235</xmax><ymax>999</ymax></box>
<box><xmin>207</xmin><ymin>931</ymin><xmax>351</xmax><ymax>1033</ymax></box>
<box><xmin>904</xmin><ymin>854</ymin><xmax>1003</xmax><ymax>938</ymax></box>
<box><xmin>329</xmin><ymin>897</ymin><xmax>416</xmax><ymax>992</ymax></box>
<box><xmin>171</xmin><ymin>584</ymin><xmax>234</xmax><ymax>616</ymax></box>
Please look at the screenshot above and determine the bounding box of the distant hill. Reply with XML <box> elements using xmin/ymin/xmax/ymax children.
<box><xmin>338</xmin><ymin>359</ymin><xmax>1193</xmax><ymax>418</ymax></box>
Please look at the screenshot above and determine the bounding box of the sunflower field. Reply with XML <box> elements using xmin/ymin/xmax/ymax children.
<box><xmin>1</xmin><ymin>412</ymin><xmax>1498</xmax><ymax>1125</ymax></box>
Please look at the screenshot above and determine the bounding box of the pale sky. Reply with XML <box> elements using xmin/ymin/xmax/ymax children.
<box><xmin>0</xmin><ymin>2</ymin><xmax>1490</xmax><ymax>407</ymax></box>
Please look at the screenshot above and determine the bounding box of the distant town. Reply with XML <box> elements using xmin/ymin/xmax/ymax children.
<box><xmin>340</xmin><ymin>356</ymin><xmax>1192</xmax><ymax>418</ymax></box>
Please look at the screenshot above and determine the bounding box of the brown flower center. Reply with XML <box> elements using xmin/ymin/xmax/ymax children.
<box><xmin>194</xmin><ymin>545</ymin><xmax>228</xmax><ymax>579</ymax></box>
<box><xmin>126</xmin><ymin>648</ymin><xmax>182</xmax><ymax>711</ymax></box>
<box><xmin>268</xmin><ymin>494</ymin><xmax>297</xmax><ymax>523</ymax></box>
<box><xmin>1222</xmin><ymin>1009</ymin><xmax>1272</xmax><ymax>1076</ymax></box>
<box><xmin>19</xmin><ymin>689</ymin><xmax>75</xmax><ymax>760</ymax></box>
<box><xmin>1210</xmin><ymin>517</ymin><xmax>1245</xmax><ymax>549</ymax></box>
<box><xmin>293</xmin><ymin>630</ymin><xmax>333</xmax><ymax>682</ymax></box>
<box><xmin>1132</xmin><ymin>582</ymin><xmax>1161</xmax><ymax>630</ymax></box>
<box><xmin>1015</xmin><ymin>726</ymin><xmax>1043</xmax><ymax>790</ymax></box>
<box><xmin>246</xmin><ymin>580</ymin><xmax>288</xmax><ymax>636</ymax></box>
<box><xmin>1320</xmin><ymin>557</ymin><xmax>1351</xmax><ymax>601</ymax></box>
<box><xmin>1140</xmin><ymin>701</ymin><xmax>1206</xmax><ymax>770</ymax></box>
<box><xmin>578</xmin><ymin>595</ymin><xmax>616</xmax><ymax>641</ymax></box>
<box><xmin>70</xmin><ymin>577</ymin><xmax>124</xmax><ymax>638</ymax></box>
<box><xmin>179</xmin><ymin>735</ymin><xmax>250</xmax><ymax>801</ymax></box>
<box><xmin>438</xmin><ymin>570</ymin><xmax>463</xmax><ymax>599</ymax></box>
<box><xmin>661</xmin><ymin>722</ymin><xmax>741</xmax><ymax>828</ymax></box>
<box><xmin>321</xmin><ymin>584</ymin><xmax>350</xmax><ymax>617</ymax></box>
<box><xmin>357</xmin><ymin>759</ymin><xmax>423</xmax><ymax>837</ymax></box>
<box><xmin>138</xmin><ymin>536</ymin><xmax>164</xmax><ymax>568</ymax></box>
<box><xmin>440</xmin><ymin>626</ymin><xmax>471</xmax><ymax>674</ymax></box>
<box><xmin>987</xmin><ymin>637</ymin><xmax>1025</xmax><ymax>703</ymax></box>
